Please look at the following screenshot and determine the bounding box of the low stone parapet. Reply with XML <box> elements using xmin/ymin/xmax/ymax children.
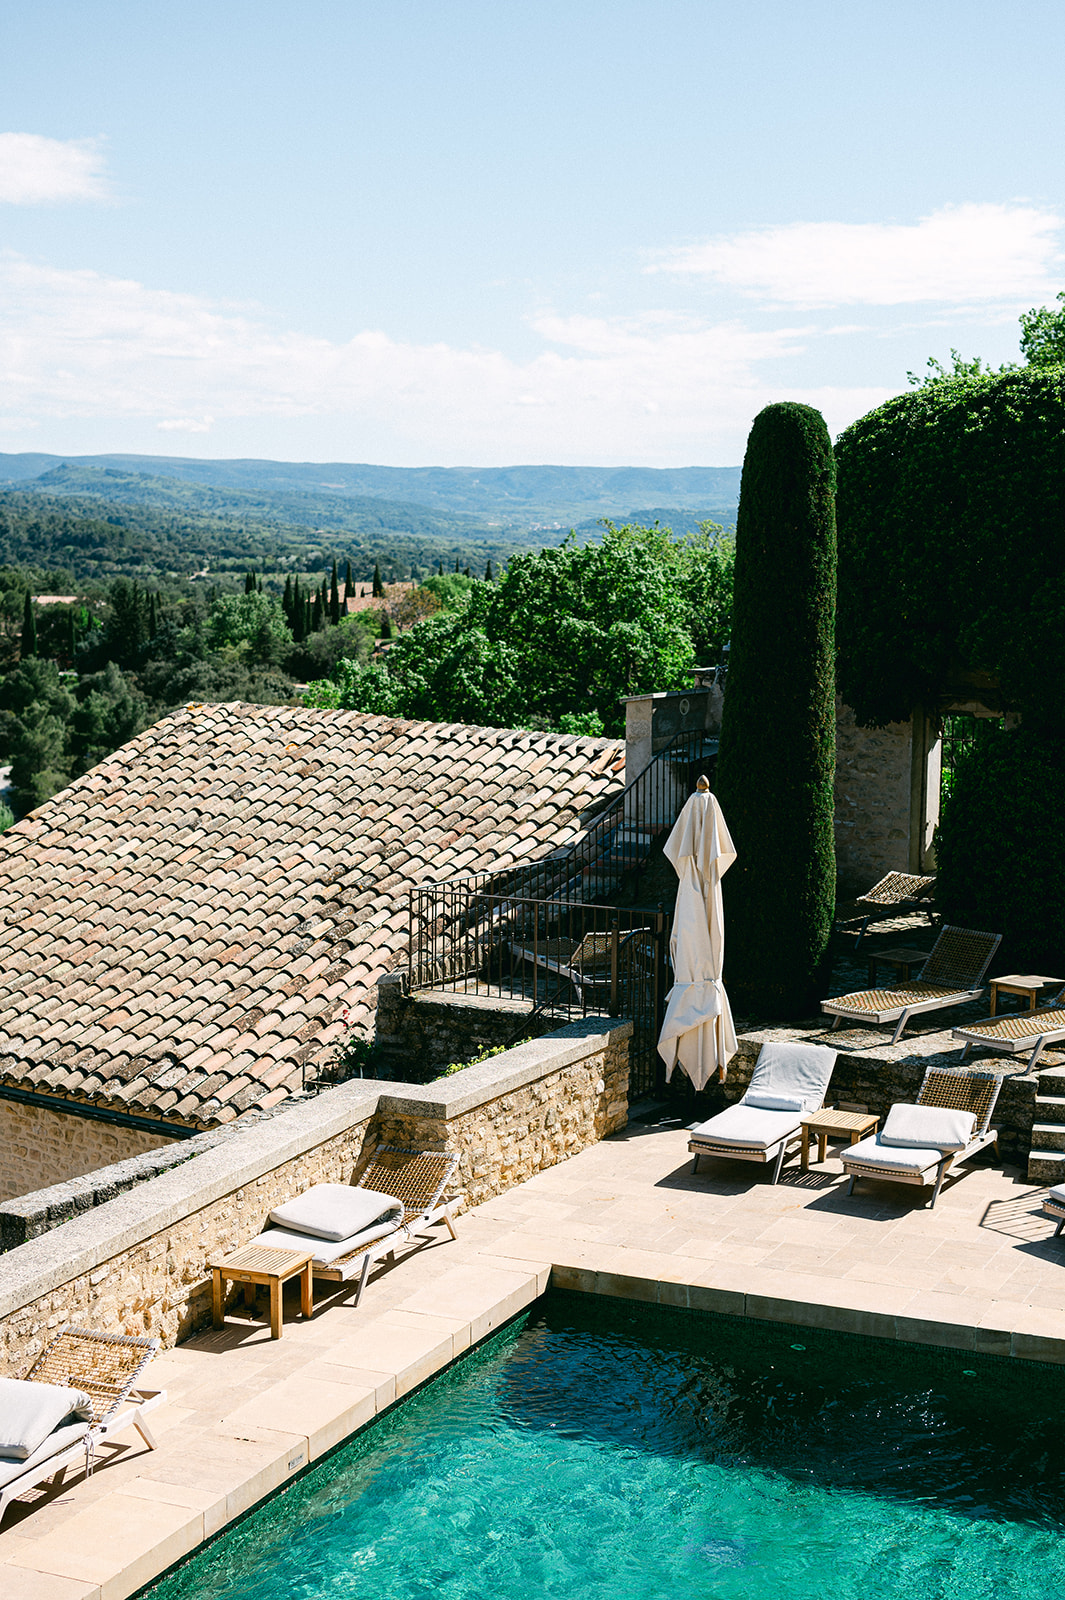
<box><xmin>0</xmin><ymin>1017</ymin><xmax>630</xmax><ymax>1375</ymax></box>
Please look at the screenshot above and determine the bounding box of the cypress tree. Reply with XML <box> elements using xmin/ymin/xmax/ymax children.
<box><xmin>283</xmin><ymin>575</ymin><xmax>293</xmax><ymax>621</ymax></box>
<box><xmin>329</xmin><ymin>560</ymin><xmax>341</xmax><ymax>625</ymax></box>
<box><xmin>372</xmin><ymin>562</ymin><xmax>384</xmax><ymax>598</ymax></box>
<box><xmin>148</xmin><ymin>592</ymin><xmax>158</xmax><ymax>638</ymax></box>
<box><xmin>437</xmin><ymin>562</ymin><xmax>443</xmax><ymax>577</ymax></box>
<box><xmin>344</xmin><ymin>561</ymin><xmax>354</xmax><ymax>601</ymax></box>
<box><xmin>244</xmin><ymin>570</ymin><xmax>256</xmax><ymax>595</ymax></box>
<box><xmin>303</xmin><ymin>597</ymin><xmax>312</xmax><ymax>638</ymax></box>
<box><xmin>484</xmin><ymin>559</ymin><xmax>494</xmax><ymax>582</ymax></box>
<box><xmin>20</xmin><ymin>593</ymin><xmax>37</xmax><ymax>659</ymax></box>
<box><xmin>67</xmin><ymin>608</ymin><xmax>77</xmax><ymax>663</ymax></box>
<box><xmin>311</xmin><ymin>592</ymin><xmax>324</xmax><ymax>632</ymax></box>
<box><xmin>715</xmin><ymin>402</ymin><xmax>837</xmax><ymax>1018</ymax></box>
<box><xmin>379</xmin><ymin>612</ymin><xmax>392</xmax><ymax>639</ymax></box>
<box><xmin>463</xmin><ymin>565</ymin><xmax>471</xmax><ymax>579</ymax></box>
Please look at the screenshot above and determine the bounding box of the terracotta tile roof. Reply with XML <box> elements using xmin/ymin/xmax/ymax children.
<box><xmin>0</xmin><ymin>704</ymin><xmax>624</xmax><ymax>1130</ymax></box>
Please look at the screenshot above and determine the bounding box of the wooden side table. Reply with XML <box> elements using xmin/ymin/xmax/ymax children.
<box><xmin>988</xmin><ymin>975</ymin><xmax>1062</xmax><ymax>1016</ymax></box>
<box><xmin>208</xmin><ymin>1241</ymin><xmax>315</xmax><ymax>1339</ymax></box>
<box><xmin>866</xmin><ymin>945</ymin><xmax>931</xmax><ymax>986</ymax></box>
<box><xmin>800</xmin><ymin>1108</ymin><xmax>879</xmax><ymax>1171</ymax></box>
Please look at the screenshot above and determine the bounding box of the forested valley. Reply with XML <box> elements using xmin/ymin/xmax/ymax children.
<box><xmin>0</xmin><ymin>473</ymin><xmax>734</xmax><ymax>824</ymax></box>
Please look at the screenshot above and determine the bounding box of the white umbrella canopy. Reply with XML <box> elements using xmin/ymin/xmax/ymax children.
<box><xmin>657</xmin><ymin>781</ymin><xmax>738</xmax><ymax>1090</ymax></box>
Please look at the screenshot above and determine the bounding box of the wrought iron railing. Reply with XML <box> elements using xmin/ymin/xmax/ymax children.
<box><xmin>408</xmin><ymin>879</ymin><xmax>670</xmax><ymax>1098</ymax></box>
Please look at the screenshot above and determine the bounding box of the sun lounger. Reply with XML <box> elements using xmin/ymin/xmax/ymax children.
<box><xmin>0</xmin><ymin>1327</ymin><xmax>163</xmax><ymax>1525</ymax></box>
<box><xmin>688</xmin><ymin>1040</ymin><xmax>837</xmax><ymax>1184</ymax></box>
<box><xmin>508</xmin><ymin>928</ymin><xmax>650</xmax><ymax>1008</ymax></box>
<box><xmin>821</xmin><ymin>924</ymin><xmax>1001</xmax><ymax>1044</ymax></box>
<box><xmin>952</xmin><ymin>984</ymin><xmax>1065</xmax><ymax>1075</ymax></box>
<box><xmin>257</xmin><ymin>1146</ymin><xmax>461</xmax><ymax>1307</ymax></box>
<box><xmin>1042</xmin><ymin>1185</ymin><xmax>1065</xmax><ymax>1236</ymax></box>
<box><xmin>840</xmin><ymin>1066</ymin><xmax>1002</xmax><ymax>1207</ymax></box>
<box><xmin>837</xmin><ymin>871</ymin><xmax>937</xmax><ymax>947</ymax></box>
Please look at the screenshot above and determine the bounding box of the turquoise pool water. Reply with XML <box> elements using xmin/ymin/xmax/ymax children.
<box><xmin>145</xmin><ymin>1294</ymin><xmax>1065</xmax><ymax>1600</ymax></box>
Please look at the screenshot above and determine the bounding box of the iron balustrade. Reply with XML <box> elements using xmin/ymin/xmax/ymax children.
<box><xmin>408</xmin><ymin>880</ymin><xmax>670</xmax><ymax>1098</ymax></box>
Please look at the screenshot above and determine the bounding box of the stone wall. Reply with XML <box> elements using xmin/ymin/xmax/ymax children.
<box><xmin>833</xmin><ymin>702</ymin><xmax>915</xmax><ymax>896</ymax></box>
<box><xmin>0</xmin><ymin>1098</ymin><xmax>176</xmax><ymax>1204</ymax></box>
<box><xmin>374</xmin><ymin>975</ymin><xmax>553</xmax><ymax>1082</ymax></box>
<box><xmin>0</xmin><ymin>1017</ymin><xmax>630</xmax><ymax>1376</ymax></box>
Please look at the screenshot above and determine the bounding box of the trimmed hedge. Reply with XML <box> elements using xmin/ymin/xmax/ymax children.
<box><xmin>716</xmin><ymin>403</ymin><xmax>836</xmax><ymax>1018</ymax></box>
<box><xmin>835</xmin><ymin>367</ymin><xmax>1065</xmax><ymax>731</ymax></box>
<box><xmin>935</xmin><ymin>726</ymin><xmax>1065</xmax><ymax>973</ymax></box>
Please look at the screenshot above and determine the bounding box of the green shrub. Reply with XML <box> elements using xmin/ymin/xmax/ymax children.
<box><xmin>935</xmin><ymin>725</ymin><xmax>1065</xmax><ymax>971</ymax></box>
<box><xmin>836</xmin><ymin>368</ymin><xmax>1065</xmax><ymax>731</ymax></box>
<box><xmin>437</xmin><ymin>1039</ymin><xmax>532</xmax><ymax>1077</ymax></box>
<box><xmin>716</xmin><ymin>403</ymin><xmax>837</xmax><ymax>1017</ymax></box>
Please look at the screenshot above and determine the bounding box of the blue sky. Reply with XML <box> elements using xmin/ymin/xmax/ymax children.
<box><xmin>1</xmin><ymin>0</ymin><xmax>1063</xmax><ymax>466</ymax></box>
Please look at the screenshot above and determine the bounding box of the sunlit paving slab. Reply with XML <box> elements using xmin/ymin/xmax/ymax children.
<box><xmin>2</xmin><ymin>1115</ymin><xmax>1063</xmax><ymax>1597</ymax></box>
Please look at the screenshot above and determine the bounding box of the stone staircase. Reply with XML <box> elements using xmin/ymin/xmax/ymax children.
<box><xmin>1026</xmin><ymin>1064</ymin><xmax>1065</xmax><ymax>1183</ymax></box>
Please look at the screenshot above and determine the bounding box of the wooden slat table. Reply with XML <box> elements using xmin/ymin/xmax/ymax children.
<box><xmin>988</xmin><ymin>974</ymin><xmax>1062</xmax><ymax>1016</ymax></box>
<box><xmin>866</xmin><ymin>945</ymin><xmax>932</xmax><ymax>986</ymax></box>
<box><xmin>207</xmin><ymin>1241</ymin><xmax>315</xmax><ymax>1339</ymax></box>
<box><xmin>800</xmin><ymin>1108</ymin><xmax>879</xmax><ymax>1171</ymax></box>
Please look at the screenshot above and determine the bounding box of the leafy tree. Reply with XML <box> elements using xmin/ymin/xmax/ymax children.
<box><xmin>20</xmin><ymin>593</ymin><xmax>36</xmax><ymax>659</ymax></box>
<box><xmin>205</xmin><ymin>591</ymin><xmax>294</xmax><ymax>667</ymax></box>
<box><xmin>1019</xmin><ymin>290</ymin><xmax>1065</xmax><ymax>368</ymax></box>
<box><xmin>70</xmin><ymin>662</ymin><xmax>152</xmax><ymax>775</ymax></box>
<box><xmin>306</xmin><ymin>521</ymin><xmax>723</xmax><ymax>736</ymax></box>
<box><xmin>99</xmin><ymin>578</ymin><xmax>149</xmax><ymax>669</ymax></box>
<box><xmin>716</xmin><ymin>403</ymin><xmax>837</xmax><ymax>1017</ymax></box>
<box><xmin>0</xmin><ymin>658</ymin><xmax>75</xmax><ymax>814</ymax></box>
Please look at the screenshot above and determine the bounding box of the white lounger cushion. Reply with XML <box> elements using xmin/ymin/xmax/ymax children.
<box><xmin>745</xmin><ymin>1091</ymin><xmax>805</xmax><ymax>1112</ymax></box>
<box><xmin>745</xmin><ymin>1040</ymin><xmax>836</xmax><ymax>1112</ymax></box>
<box><xmin>690</xmin><ymin>1103</ymin><xmax>801</xmax><ymax>1151</ymax></box>
<box><xmin>0</xmin><ymin>1419</ymin><xmax>90</xmax><ymax>1489</ymax></box>
<box><xmin>258</xmin><ymin>1218</ymin><xmax>402</xmax><ymax>1265</ymax></box>
<box><xmin>0</xmin><ymin>1379</ymin><xmax>94</xmax><ymax>1460</ymax></box>
<box><xmin>843</xmin><ymin>1134</ymin><xmax>942</xmax><ymax>1175</ymax></box>
<box><xmin>1048</xmin><ymin>1183</ymin><xmax>1065</xmax><ymax>1207</ymax></box>
<box><xmin>268</xmin><ymin>1184</ymin><xmax>403</xmax><ymax>1243</ymax></box>
<box><xmin>879</xmin><ymin>1104</ymin><xmax>976</xmax><ymax>1151</ymax></box>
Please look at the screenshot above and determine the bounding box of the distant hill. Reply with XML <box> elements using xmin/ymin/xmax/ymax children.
<box><xmin>0</xmin><ymin>452</ymin><xmax>741</xmax><ymax>530</ymax></box>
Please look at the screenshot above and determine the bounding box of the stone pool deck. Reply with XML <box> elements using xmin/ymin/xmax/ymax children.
<box><xmin>3</xmin><ymin>1118</ymin><xmax>1065</xmax><ymax>1599</ymax></box>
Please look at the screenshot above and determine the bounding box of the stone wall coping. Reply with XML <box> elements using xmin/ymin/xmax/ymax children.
<box><xmin>377</xmin><ymin>1016</ymin><xmax>633</xmax><ymax>1119</ymax></box>
<box><xmin>0</xmin><ymin>1017</ymin><xmax>627</xmax><ymax>1324</ymax></box>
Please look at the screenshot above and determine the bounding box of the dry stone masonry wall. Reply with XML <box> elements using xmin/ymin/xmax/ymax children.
<box><xmin>0</xmin><ymin>1018</ymin><xmax>630</xmax><ymax>1377</ymax></box>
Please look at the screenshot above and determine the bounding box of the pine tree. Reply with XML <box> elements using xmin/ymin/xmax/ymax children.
<box><xmin>329</xmin><ymin>560</ymin><xmax>341</xmax><ymax>625</ymax></box>
<box><xmin>20</xmin><ymin>593</ymin><xmax>37</xmax><ymax>659</ymax></box>
<box><xmin>715</xmin><ymin>402</ymin><xmax>837</xmax><ymax>1018</ymax></box>
<box><xmin>372</xmin><ymin>562</ymin><xmax>384</xmax><ymax>598</ymax></box>
<box><xmin>344</xmin><ymin>561</ymin><xmax>354</xmax><ymax>601</ymax></box>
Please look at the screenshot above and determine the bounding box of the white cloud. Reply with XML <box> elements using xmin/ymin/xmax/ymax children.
<box><xmin>650</xmin><ymin>203</ymin><xmax>1064</xmax><ymax>308</ymax></box>
<box><xmin>157</xmin><ymin>416</ymin><xmax>214</xmax><ymax>433</ymax></box>
<box><xmin>0</xmin><ymin>252</ymin><xmax>893</xmax><ymax>463</ymax></box>
<box><xmin>0</xmin><ymin>133</ymin><xmax>110</xmax><ymax>204</ymax></box>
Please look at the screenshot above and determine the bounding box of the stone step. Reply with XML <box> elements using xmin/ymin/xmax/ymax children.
<box><xmin>1029</xmin><ymin>1122</ymin><xmax>1065</xmax><ymax>1151</ymax></box>
<box><xmin>1028</xmin><ymin>1150</ymin><xmax>1065</xmax><ymax>1184</ymax></box>
<box><xmin>1037</xmin><ymin>1065</ymin><xmax>1065</xmax><ymax>1095</ymax></box>
<box><xmin>1034</xmin><ymin>1094</ymin><xmax>1065</xmax><ymax>1125</ymax></box>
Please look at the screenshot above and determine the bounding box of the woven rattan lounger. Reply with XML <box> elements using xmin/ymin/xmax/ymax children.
<box><xmin>508</xmin><ymin>929</ymin><xmax>649</xmax><ymax>1008</ymax></box>
<box><xmin>840</xmin><ymin>1066</ymin><xmax>1002</xmax><ymax>1207</ymax></box>
<box><xmin>837</xmin><ymin>872</ymin><xmax>937</xmax><ymax>948</ymax></box>
<box><xmin>688</xmin><ymin>1040</ymin><xmax>837</xmax><ymax>1184</ymax></box>
<box><xmin>952</xmin><ymin>984</ymin><xmax>1065</xmax><ymax>1076</ymax></box>
<box><xmin>821</xmin><ymin>924</ymin><xmax>1001</xmax><ymax>1044</ymax></box>
<box><xmin>259</xmin><ymin>1147</ymin><xmax>462</xmax><ymax>1307</ymax></box>
<box><xmin>0</xmin><ymin>1327</ymin><xmax>163</xmax><ymax>1524</ymax></box>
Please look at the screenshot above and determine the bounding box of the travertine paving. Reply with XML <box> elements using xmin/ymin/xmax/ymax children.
<box><xmin>2</xmin><ymin>1117</ymin><xmax>1063</xmax><ymax>1599</ymax></box>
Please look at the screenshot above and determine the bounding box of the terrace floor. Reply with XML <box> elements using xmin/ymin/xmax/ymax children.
<box><xmin>3</xmin><ymin>1105</ymin><xmax>1065</xmax><ymax>1600</ymax></box>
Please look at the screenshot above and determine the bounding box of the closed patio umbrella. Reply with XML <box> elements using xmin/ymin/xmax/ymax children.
<box><xmin>657</xmin><ymin>778</ymin><xmax>738</xmax><ymax>1089</ymax></box>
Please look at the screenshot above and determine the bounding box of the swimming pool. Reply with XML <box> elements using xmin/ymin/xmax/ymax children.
<box><xmin>144</xmin><ymin>1292</ymin><xmax>1065</xmax><ymax>1599</ymax></box>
